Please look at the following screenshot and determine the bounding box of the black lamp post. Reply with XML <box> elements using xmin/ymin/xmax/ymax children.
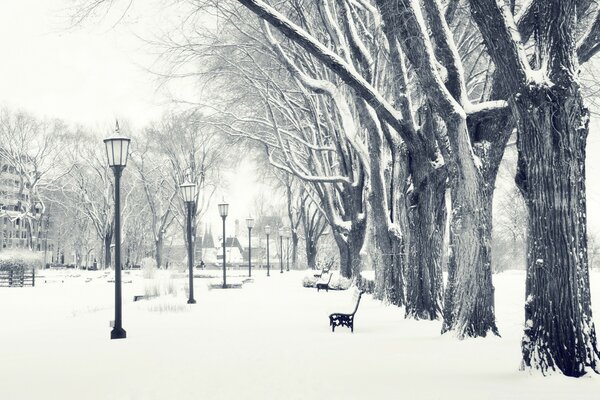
<box><xmin>278</xmin><ymin>227</ymin><xmax>284</xmax><ymax>274</ymax></box>
<box><xmin>104</xmin><ymin>124</ymin><xmax>130</xmax><ymax>340</ymax></box>
<box><xmin>218</xmin><ymin>201</ymin><xmax>229</xmax><ymax>288</ymax></box>
<box><xmin>246</xmin><ymin>217</ymin><xmax>254</xmax><ymax>277</ymax></box>
<box><xmin>265</xmin><ymin>225</ymin><xmax>271</xmax><ymax>277</ymax></box>
<box><xmin>286</xmin><ymin>228</ymin><xmax>291</xmax><ymax>272</ymax></box>
<box><xmin>181</xmin><ymin>181</ymin><xmax>197</xmax><ymax>304</ymax></box>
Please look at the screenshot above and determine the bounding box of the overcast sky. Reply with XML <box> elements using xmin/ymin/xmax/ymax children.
<box><xmin>0</xmin><ymin>0</ymin><xmax>271</xmax><ymax>229</ymax></box>
<box><xmin>0</xmin><ymin>0</ymin><xmax>174</xmax><ymax>130</ymax></box>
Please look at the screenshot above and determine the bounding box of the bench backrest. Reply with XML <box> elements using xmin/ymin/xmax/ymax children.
<box><xmin>350</xmin><ymin>288</ymin><xmax>364</xmax><ymax>315</ymax></box>
<box><xmin>326</xmin><ymin>272</ymin><xmax>333</xmax><ymax>284</ymax></box>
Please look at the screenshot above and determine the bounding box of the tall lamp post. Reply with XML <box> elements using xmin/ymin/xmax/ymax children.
<box><xmin>181</xmin><ymin>181</ymin><xmax>197</xmax><ymax>304</ymax></box>
<box><xmin>246</xmin><ymin>217</ymin><xmax>254</xmax><ymax>277</ymax></box>
<box><xmin>286</xmin><ymin>228</ymin><xmax>291</xmax><ymax>272</ymax></box>
<box><xmin>278</xmin><ymin>227</ymin><xmax>284</xmax><ymax>274</ymax></box>
<box><xmin>218</xmin><ymin>201</ymin><xmax>229</xmax><ymax>288</ymax></box>
<box><xmin>265</xmin><ymin>225</ymin><xmax>271</xmax><ymax>277</ymax></box>
<box><xmin>104</xmin><ymin>127</ymin><xmax>130</xmax><ymax>340</ymax></box>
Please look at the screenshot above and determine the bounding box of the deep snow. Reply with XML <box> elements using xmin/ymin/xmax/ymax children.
<box><xmin>1</xmin><ymin>268</ymin><xmax>599</xmax><ymax>399</ymax></box>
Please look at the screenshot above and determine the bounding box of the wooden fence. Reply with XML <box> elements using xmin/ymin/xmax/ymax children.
<box><xmin>0</xmin><ymin>267</ymin><xmax>35</xmax><ymax>287</ymax></box>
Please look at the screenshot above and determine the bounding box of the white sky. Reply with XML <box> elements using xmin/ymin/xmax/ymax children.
<box><xmin>0</xmin><ymin>0</ymin><xmax>174</xmax><ymax>130</ymax></box>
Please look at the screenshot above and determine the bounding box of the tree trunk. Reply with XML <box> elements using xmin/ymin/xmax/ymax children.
<box><xmin>292</xmin><ymin>231</ymin><xmax>298</xmax><ymax>269</ymax></box>
<box><xmin>405</xmin><ymin>153</ymin><xmax>447</xmax><ymax>319</ymax></box>
<box><xmin>515</xmin><ymin>84</ymin><xmax>599</xmax><ymax>376</ymax></box>
<box><xmin>306</xmin><ymin>238</ymin><xmax>318</xmax><ymax>269</ymax></box>
<box><xmin>104</xmin><ymin>234</ymin><xmax>112</xmax><ymax>269</ymax></box>
<box><xmin>442</xmin><ymin>118</ymin><xmax>499</xmax><ymax>337</ymax></box>
<box><xmin>363</xmin><ymin>109</ymin><xmax>405</xmax><ymax>306</ymax></box>
<box><xmin>334</xmin><ymin>220</ymin><xmax>366</xmax><ymax>278</ymax></box>
<box><xmin>155</xmin><ymin>237</ymin><xmax>164</xmax><ymax>269</ymax></box>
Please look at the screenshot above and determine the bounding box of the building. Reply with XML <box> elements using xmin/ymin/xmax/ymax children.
<box><xmin>0</xmin><ymin>161</ymin><xmax>51</xmax><ymax>256</ymax></box>
<box><xmin>216</xmin><ymin>237</ymin><xmax>244</xmax><ymax>264</ymax></box>
<box><xmin>199</xmin><ymin>226</ymin><xmax>217</xmax><ymax>264</ymax></box>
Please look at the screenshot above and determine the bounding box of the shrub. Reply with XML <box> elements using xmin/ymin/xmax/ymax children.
<box><xmin>302</xmin><ymin>275</ymin><xmax>318</xmax><ymax>288</ymax></box>
<box><xmin>144</xmin><ymin>272</ymin><xmax>178</xmax><ymax>298</ymax></box>
<box><xmin>0</xmin><ymin>250</ymin><xmax>42</xmax><ymax>272</ymax></box>
<box><xmin>329</xmin><ymin>274</ymin><xmax>352</xmax><ymax>290</ymax></box>
<box><xmin>141</xmin><ymin>257</ymin><xmax>157</xmax><ymax>279</ymax></box>
<box><xmin>302</xmin><ymin>272</ymin><xmax>352</xmax><ymax>290</ymax></box>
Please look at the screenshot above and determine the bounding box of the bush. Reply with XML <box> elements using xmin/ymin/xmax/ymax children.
<box><xmin>302</xmin><ymin>272</ymin><xmax>352</xmax><ymax>290</ymax></box>
<box><xmin>302</xmin><ymin>275</ymin><xmax>318</xmax><ymax>288</ymax></box>
<box><xmin>141</xmin><ymin>257</ymin><xmax>157</xmax><ymax>279</ymax></box>
<box><xmin>0</xmin><ymin>250</ymin><xmax>42</xmax><ymax>271</ymax></box>
<box><xmin>144</xmin><ymin>271</ymin><xmax>178</xmax><ymax>298</ymax></box>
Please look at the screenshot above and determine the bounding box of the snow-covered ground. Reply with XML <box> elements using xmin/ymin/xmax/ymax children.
<box><xmin>1</xmin><ymin>268</ymin><xmax>599</xmax><ymax>399</ymax></box>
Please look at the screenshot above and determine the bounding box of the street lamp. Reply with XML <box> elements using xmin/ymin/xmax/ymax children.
<box><xmin>181</xmin><ymin>181</ymin><xmax>197</xmax><ymax>304</ymax></box>
<box><xmin>278</xmin><ymin>227</ymin><xmax>284</xmax><ymax>274</ymax></box>
<box><xmin>246</xmin><ymin>216</ymin><xmax>254</xmax><ymax>277</ymax></box>
<box><xmin>265</xmin><ymin>225</ymin><xmax>271</xmax><ymax>277</ymax></box>
<box><xmin>286</xmin><ymin>228</ymin><xmax>291</xmax><ymax>272</ymax></box>
<box><xmin>218</xmin><ymin>200</ymin><xmax>229</xmax><ymax>288</ymax></box>
<box><xmin>104</xmin><ymin>124</ymin><xmax>130</xmax><ymax>340</ymax></box>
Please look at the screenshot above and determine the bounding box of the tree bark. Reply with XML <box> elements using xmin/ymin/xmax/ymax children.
<box><xmin>405</xmin><ymin>152</ymin><xmax>447</xmax><ymax>319</ymax></box>
<box><xmin>155</xmin><ymin>236</ymin><xmax>164</xmax><ymax>269</ymax></box>
<box><xmin>441</xmin><ymin>118</ymin><xmax>499</xmax><ymax>337</ymax></box>
<box><xmin>306</xmin><ymin>238</ymin><xmax>318</xmax><ymax>269</ymax></box>
<box><xmin>515</xmin><ymin>83</ymin><xmax>600</xmax><ymax>376</ymax></box>
<box><xmin>103</xmin><ymin>233</ymin><xmax>112</xmax><ymax>269</ymax></box>
<box><xmin>334</xmin><ymin>217</ymin><xmax>366</xmax><ymax>278</ymax></box>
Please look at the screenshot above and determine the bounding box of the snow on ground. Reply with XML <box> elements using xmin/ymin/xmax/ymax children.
<box><xmin>1</xmin><ymin>268</ymin><xmax>600</xmax><ymax>400</ymax></box>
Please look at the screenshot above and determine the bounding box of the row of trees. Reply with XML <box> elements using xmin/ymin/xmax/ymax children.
<box><xmin>0</xmin><ymin>108</ymin><xmax>229</xmax><ymax>269</ymax></box>
<box><xmin>0</xmin><ymin>105</ymin><xmax>329</xmax><ymax>275</ymax></box>
<box><xmin>99</xmin><ymin>0</ymin><xmax>600</xmax><ymax>376</ymax></box>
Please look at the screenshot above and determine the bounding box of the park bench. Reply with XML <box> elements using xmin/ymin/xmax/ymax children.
<box><xmin>329</xmin><ymin>288</ymin><xmax>365</xmax><ymax>333</ymax></box>
<box><xmin>316</xmin><ymin>272</ymin><xmax>333</xmax><ymax>292</ymax></box>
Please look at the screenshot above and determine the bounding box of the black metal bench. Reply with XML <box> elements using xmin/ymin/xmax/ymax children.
<box><xmin>316</xmin><ymin>273</ymin><xmax>333</xmax><ymax>292</ymax></box>
<box><xmin>329</xmin><ymin>289</ymin><xmax>364</xmax><ymax>333</ymax></box>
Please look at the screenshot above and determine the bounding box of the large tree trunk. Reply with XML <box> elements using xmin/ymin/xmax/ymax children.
<box><xmin>334</xmin><ymin>219</ymin><xmax>366</xmax><ymax>278</ymax></box>
<box><xmin>103</xmin><ymin>234</ymin><xmax>112</xmax><ymax>269</ymax></box>
<box><xmin>405</xmin><ymin>152</ymin><xmax>447</xmax><ymax>319</ymax></box>
<box><xmin>363</xmin><ymin>105</ymin><xmax>405</xmax><ymax>306</ymax></box>
<box><xmin>306</xmin><ymin>238</ymin><xmax>318</xmax><ymax>269</ymax></box>
<box><xmin>515</xmin><ymin>83</ymin><xmax>599</xmax><ymax>376</ymax></box>
<box><xmin>155</xmin><ymin>236</ymin><xmax>164</xmax><ymax>269</ymax></box>
<box><xmin>442</xmin><ymin>118</ymin><xmax>499</xmax><ymax>337</ymax></box>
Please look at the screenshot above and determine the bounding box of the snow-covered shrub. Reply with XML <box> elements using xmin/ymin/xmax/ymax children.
<box><xmin>0</xmin><ymin>250</ymin><xmax>42</xmax><ymax>271</ymax></box>
<box><xmin>141</xmin><ymin>257</ymin><xmax>157</xmax><ymax>279</ymax></box>
<box><xmin>302</xmin><ymin>275</ymin><xmax>318</xmax><ymax>288</ymax></box>
<box><xmin>357</xmin><ymin>271</ymin><xmax>375</xmax><ymax>294</ymax></box>
<box><xmin>329</xmin><ymin>274</ymin><xmax>352</xmax><ymax>290</ymax></box>
<box><xmin>144</xmin><ymin>271</ymin><xmax>177</xmax><ymax>298</ymax></box>
<box><xmin>302</xmin><ymin>272</ymin><xmax>351</xmax><ymax>290</ymax></box>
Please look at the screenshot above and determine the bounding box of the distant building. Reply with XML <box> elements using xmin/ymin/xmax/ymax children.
<box><xmin>0</xmin><ymin>160</ymin><xmax>52</xmax><ymax>256</ymax></box>
<box><xmin>199</xmin><ymin>226</ymin><xmax>217</xmax><ymax>264</ymax></box>
<box><xmin>216</xmin><ymin>236</ymin><xmax>244</xmax><ymax>264</ymax></box>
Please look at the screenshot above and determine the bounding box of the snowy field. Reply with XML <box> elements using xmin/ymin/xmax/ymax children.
<box><xmin>1</xmin><ymin>268</ymin><xmax>599</xmax><ymax>400</ymax></box>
